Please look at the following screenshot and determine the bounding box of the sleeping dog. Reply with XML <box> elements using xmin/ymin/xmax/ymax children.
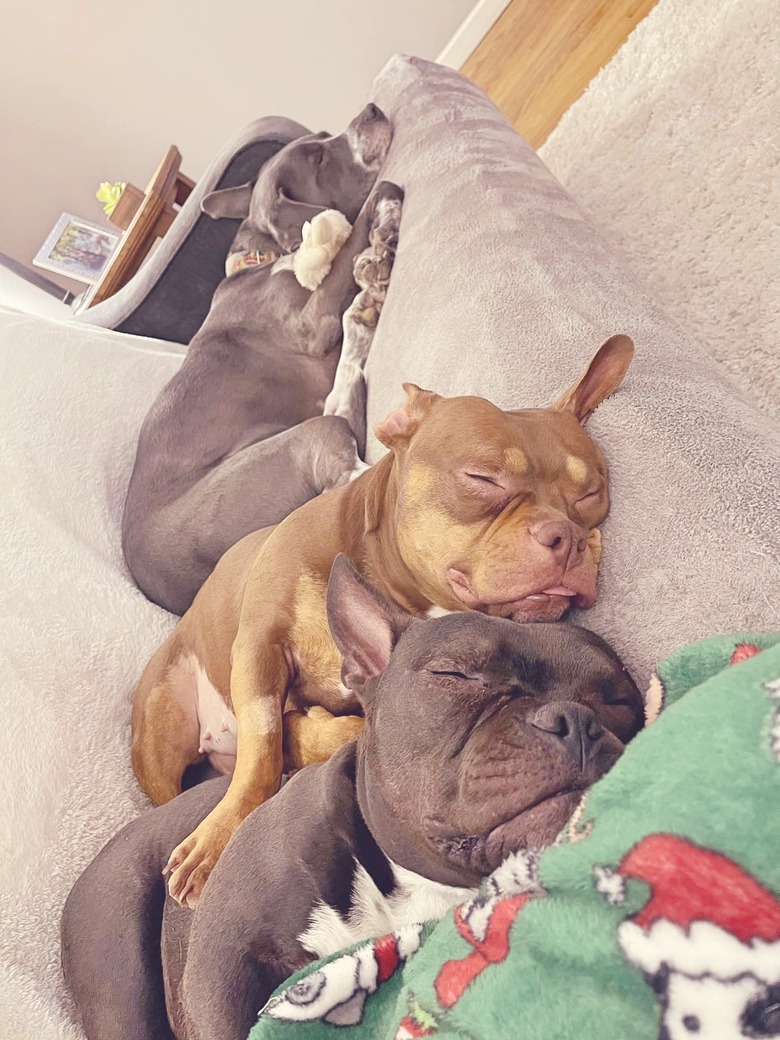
<box><xmin>62</xmin><ymin>556</ymin><xmax>645</xmax><ymax>1040</ymax></box>
<box><xmin>128</xmin><ymin>334</ymin><xmax>634</xmax><ymax>907</ymax></box>
<box><xmin>130</xmin><ymin>334</ymin><xmax>634</xmax><ymax>909</ymax></box>
<box><xmin>122</xmin><ymin>102</ymin><xmax>402</xmax><ymax>616</ymax></box>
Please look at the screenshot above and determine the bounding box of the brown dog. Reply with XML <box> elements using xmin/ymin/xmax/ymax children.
<box><xmin>131</xmin><ymin>334</ymin><xmax>633</xmax><ymax>907</ymax></box>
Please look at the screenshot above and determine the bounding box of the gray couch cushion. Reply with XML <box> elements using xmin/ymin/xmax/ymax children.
<box><xmin>365</xmin><ymin>56</ymin><xmax>779</xmax><ymax>682</ymax></box>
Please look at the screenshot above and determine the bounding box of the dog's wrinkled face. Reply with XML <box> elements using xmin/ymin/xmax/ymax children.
<box><xmin>371</xmin><ymin>615</ymin><xmax>644</xmax><ymax>883</ymax></box>
<box><xmin>202</xmin><ymin>103</ymin><xmax>392</xmax><ymax>254</ymax></box>
<box><xmin>375</xmin><ymin>335</ymin><xmax>634</xmax><ymax>622</ymax></box>
<box><xmin>327</xmin><ymin>556</ymin><xmax>645</xmax><ymax>887</ymax></box>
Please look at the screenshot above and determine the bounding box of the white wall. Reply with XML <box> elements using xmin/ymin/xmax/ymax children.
<box><xmin>1</xmin><ymin>0</ymin><xmax>475</xmax><ymax>287</ymax></box>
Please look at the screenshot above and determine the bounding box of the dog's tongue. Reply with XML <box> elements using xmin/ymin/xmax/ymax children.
<box><xmin>540</xmin><ymin>586</ymin><xmax>577</xmax><ymax>597</ymax></box>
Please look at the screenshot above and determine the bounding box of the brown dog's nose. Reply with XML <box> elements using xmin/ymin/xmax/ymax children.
<box><xmin>530</xmin><ymin>521</ymin><xmax>586</xmax><ymax>562</ymax></box>
<box><xmin>531</xmin><ymin>702</ymin><xmax>604</xmax><ymax>769</ymax></box>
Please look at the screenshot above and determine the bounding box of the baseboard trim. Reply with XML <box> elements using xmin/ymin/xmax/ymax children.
<box><xmin>435</xmin><ymin>0</ymin><xmax>512</xmax><ymax>69</ymax></box>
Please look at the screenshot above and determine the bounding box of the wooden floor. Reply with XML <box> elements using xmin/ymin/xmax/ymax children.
<box><xmin>462</xmin><ymin>0</ymin><xmax>658</xmax><ymax>148</ymax></box>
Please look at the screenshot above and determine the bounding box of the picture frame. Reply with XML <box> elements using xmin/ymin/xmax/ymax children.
<box><xmin>32</xmin><ymin>213</ymin><xmax>121</xmax><ymax>284</ymax></box>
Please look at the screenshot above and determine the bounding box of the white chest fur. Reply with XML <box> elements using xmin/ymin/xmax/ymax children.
<box><xmin>192</xmin><ymin>658</ymin><xmax>237</xmax><ymax>772</ymax></box>
<box><xmin>297</xmin><ymin>859</ymin><xmax>476</xmax><ymax>959</ymax></box>
<box><xmin>425</xmin><ymin>605</ymin><xmax>458</xmax><ymax>619</ymax></box>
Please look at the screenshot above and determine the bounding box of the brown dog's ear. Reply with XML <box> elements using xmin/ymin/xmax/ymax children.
<box><xmin>270</xmin><ymin>188</ymin><xmax>327</xmax><ymax>252</ymax></box>
<box><xmin>551</xmin><ymin>334</ymin><xmax>634</xmax><ymax>423</ymax></box>
<box><xmin>374</xmin><ymin>383</ymin><xmax>442</xmax><ymax>451</ymax></box>
<box><xmin>326</xmin><ymin>554</ymin><xmax>414</xmax><ymax>702</ymax></box>
<box><xmin>201</xmin><ymin>182</ymin><xmax>254</xmax><ymax>220</ymax></box>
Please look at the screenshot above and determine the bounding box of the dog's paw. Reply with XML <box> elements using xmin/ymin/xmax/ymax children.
<box><xmin>163</xmin><ymin>817</ymin><xmax>233</xmax><ymax>909</ymax></box>
<box><xmin>353</xmin><ymin>183</ymin><xmax>402</xmax><ymax>310</ymax></box>
<box><xmin>283</xmin><ymin>706</ymin><xmax>365</xmax><ymax>770</ymax></box>
<box><xmin>371</xmin><ymin>179</ymin><xmax>405</xmax><ymax>209</ymax></box>
<box><xmin>368</xmin><ymin>181</ymin><xmax>403</xmax><ymax>253</ymax></box>
<box><xmin>353</xmin><ymin>253</ymin><xmax>393</xmax><ymax>297</ymax></box>
<box><xmin>347</xmin><ymin>287</ymin><xmax>381</xmax><ymax>327</ymax></box>
<box><xmin>329</xmin><ymin>714</ymin><xmax>364</xmax><ymax>743</ymax></box>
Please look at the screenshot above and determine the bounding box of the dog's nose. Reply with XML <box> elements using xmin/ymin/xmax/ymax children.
<box><xmin>530</xmin><ymin>521</ymin><xmax>586</xmax><ymax>562</ymax></box>
<box><xmin>530</xmin><ymin>702</ymin><xmax>604</xmax><ymax>769</ymax></box>
<box><xmin>364</xmin><ymin>103</ymin><xmax>382</xmax><ymax>121</ymax></box>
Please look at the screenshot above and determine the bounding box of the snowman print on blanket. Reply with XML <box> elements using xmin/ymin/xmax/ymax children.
<box><xmin>595</xmin><ymin>833</ymin><xmax>780</xmax><ymax>1040</ymax></box>
<box><xmin>261</xmin><ymin>925</ymin><xmax>423</xmax><ymax>1027</ymax></box>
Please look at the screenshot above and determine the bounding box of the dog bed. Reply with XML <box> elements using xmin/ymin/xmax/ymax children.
<box><xmin>251</xmin><ymin>633</ymin><xmax>780</xmax><ymax>1039</ymax></box>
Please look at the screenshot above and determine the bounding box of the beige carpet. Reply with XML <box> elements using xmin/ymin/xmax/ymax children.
<box><xmin>539</xmin><ymin>0</ymin><xmax>778</xmax><ymax>420</ymax></box>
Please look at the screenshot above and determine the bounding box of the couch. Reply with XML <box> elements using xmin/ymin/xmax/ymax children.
<box><xmin>1</xmin><ymin>55</ymin><xmax>777</xmax><ymax>1040</ymax></box>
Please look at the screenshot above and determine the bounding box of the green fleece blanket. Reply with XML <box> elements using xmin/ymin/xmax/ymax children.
<box><xmin>251</xmin><ymin>634</ymin><xmax>780</xmax><ymax>1040</ymax></box>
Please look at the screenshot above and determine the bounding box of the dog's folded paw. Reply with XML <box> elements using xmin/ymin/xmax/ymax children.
<box><xmin>353</xmin><ymin>254</ymin><xmax>393</xmax><ymax>302</ymax></box>
<box><xmin>353</xmin><ymin>185</ymin><xmax>403</xmax><ymax>310</ymax></box>
<box><xmin>368</xmin><ymin>181</ymin><xmax>404</xmax><ymax>254</ymax></box>
<box><xmin>349</xmin><ymin>291</ymin><xmax>381</xmax><ymax>328</ymax></box>
<box><xmin>371</xmin><ymin>180</ymin><xmax>405</xmax><ymax>207</ymax></box>
<box><xmin>164</xmin><ymin>815</ymin><xmax>236</xmax><ymax>909</ymax></box>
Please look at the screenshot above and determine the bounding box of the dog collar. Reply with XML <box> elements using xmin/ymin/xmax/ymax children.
<box><xmin>225</xmin><ymin>249</ymin><xmax>281</xmax><ymax>278</ymax></box>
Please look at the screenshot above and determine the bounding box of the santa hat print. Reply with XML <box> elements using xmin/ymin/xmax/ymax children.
<box><xmin>730</xmin><ymin>643</ymin><xmax>762</xmax><ymax>665</ymax></box>
<box><xmin>595</xmin><ymin>834</ymin><xmax>780</xmax><ymax>983</ymax></box>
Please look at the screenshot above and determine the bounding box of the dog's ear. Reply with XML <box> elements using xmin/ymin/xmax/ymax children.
<box><xmin>326</xmin><ymin>554</ymin><xmax>413</xmax><ymax>702</ymax></box>
<box><xmin>201</xmin><ymin>182</ymin><xmax>254</xmax><ymax>220</ymax></box>
<box><xmin>270</xmin><ymin>188</ymin><xmax>327</xmax><ymax>252</ymax></box>
<box><xmin>374</xmin><ymin>383</ymin><xmax>442</xmax><ymax>452</ymax></box>
<box><xmin>551</xmin><ymin>334</ymin><xmax>634</xmax><ymax>423</ymax></box>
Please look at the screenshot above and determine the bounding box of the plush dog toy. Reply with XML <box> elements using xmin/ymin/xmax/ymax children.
<box><xmin>225</xmin><ymin>209</ymin><xmax>352</xmax><ymax>287</ymax></box>
<box><xmin>293</xmin><ymin>209</ymin><xmax>352</xmax><ymax>290</ymax></box>
<box><xmin>223</xmin><ymin>207</ymin><xmax>352</xmax><ymax>288</ymax></box>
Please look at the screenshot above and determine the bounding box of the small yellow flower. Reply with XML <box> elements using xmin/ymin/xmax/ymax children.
<box><xmin>96</xmin><ymin>181</ymin><xmax>126</xmax><ymax>217</ymax></box>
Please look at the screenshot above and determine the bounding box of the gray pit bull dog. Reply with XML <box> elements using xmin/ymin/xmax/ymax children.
<box><xmin>122</xmin><ymin>102</ymin><xmax>401</xmax><ymax>615</ymax></box>
<box><xmin>62</xmin><ymin>557</ymin><xmax>645</xmax><ymax>1040</ymax></box>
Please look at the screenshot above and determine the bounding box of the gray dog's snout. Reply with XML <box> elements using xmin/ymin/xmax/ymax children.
<box><xmin>531</xmin><ymin>701</ymin><xmax>604</xmax><ymax>769</ymax></box>
<box><xmin>365</xmin><ymin>103</ymin><xmax>381</xmax><ymax>120</ymax></box>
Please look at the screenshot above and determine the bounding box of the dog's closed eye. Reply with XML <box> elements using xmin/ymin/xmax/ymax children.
<box><xmin>459</xmin><ymin>471</ymin><xmax>511</xmax><ymax>498</ymax></box>
<box><xmin>591</xmin><ymin>687</ymin><xmax>644</xmax><ymax>741</ymax></box>
<box><xmin>576</xmin><ymin>489</ymin><xmax>602</xmax><ymax>505</ymax></box>
<box><xmin>603</xmin><ymin>694</ymin><xmax>634</xmax><ymax>706</ymax></box>
<box><xmin>426</xmin><ymin>662</ymin><xmax>481</xmax><ymax>682</ymax></box>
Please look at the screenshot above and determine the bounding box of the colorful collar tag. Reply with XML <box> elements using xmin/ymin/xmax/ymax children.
<box><xmin>225</xmin><ymin>249</ymin><xmax>280</xmax><ymax>278</ymax></box>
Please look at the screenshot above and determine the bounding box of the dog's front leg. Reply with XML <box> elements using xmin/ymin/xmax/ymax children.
<box><xmin>165</xmin><ymin>638</ymin><xmax>289</xmax><ymax>909</ymax></box>
<box><xmin>297</xmin><ymin>182</ymin><xmax>403</xmax><ymax>357</ymax></box>
<box><xmin>323</xmin><ymin>184</ymin><xmax>404</xmax><ymax>452</ymax></box>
